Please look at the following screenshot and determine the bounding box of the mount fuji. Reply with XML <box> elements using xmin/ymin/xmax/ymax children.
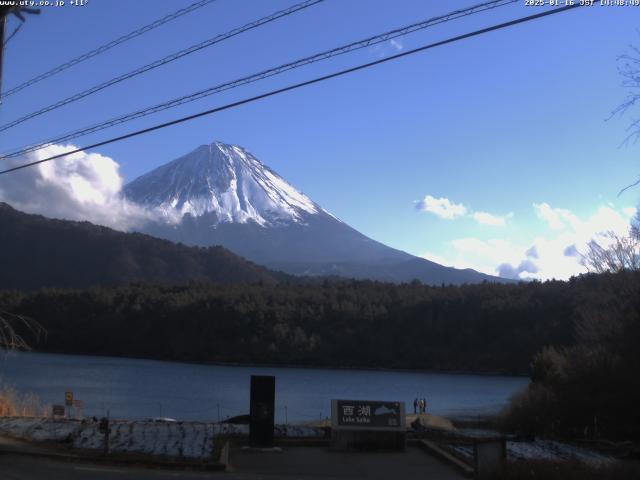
<box><xmin>124</xmin><ymin>141</ymin><xmax>506</xmax><ymax>284</ymax></box>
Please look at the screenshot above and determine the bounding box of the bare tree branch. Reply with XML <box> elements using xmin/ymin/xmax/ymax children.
<box><xmin>613</xmin><ymin>40</ymin><xmax>640</xmax><ymax>192</ymax></box>
<box><xmin>0</xmin><ymin>311</ymin><xmax>46</xmax><ymax>351</ymax></box>
<box><xmin>618</xmin><ymin>176</ymin><xmax>640</xmax><ymax>196</ymax></box>
<box><xmin>579</xmin><ymin>230</ymin><xmax>640</xmax><ymax>274</ymax></box>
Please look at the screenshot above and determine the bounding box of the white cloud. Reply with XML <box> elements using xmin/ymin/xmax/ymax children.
<box><xmin>472</xmin><ymin>211</ymin><xmax>512</xmax><ymax>226</ymax></box>
<box><xmin>389</xmin><ymin>38</ymin><xmax>403</xmax><ymax>51</ymax></box>
<box><xmin>533</xmin><ymin>202</ymin><xmax>579</xmax><ymax>231</ymax></box>
<box><xmin>420</xmin><ymin>203</ymin><xmax>636</xmax><ymax>281</ymax></box>
<box><xmin>416</xmin><ymin>195</ymin><xmax>467</xmax><ymax>219</ymax></box>
<box><xmin>0</xmin><ymin>144</ymin><xmax>177</xmax><ymax>231</ymax></box>
<box><xmin>371</xmin><ymin>38</ymin><xmax>404</xmax><ymax>58</ymax></box>
<box><xmin>426</xmin><ymin>237</ymin><xmax>526</xmax><ymax>277</ymax></box>
<box><xmin>417</xmin><ymin>195</ymin><xmax>510</xmax><ymax>226</ymax></box>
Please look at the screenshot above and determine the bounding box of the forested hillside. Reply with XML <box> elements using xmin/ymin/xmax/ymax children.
<box><xmin>0</xmin><ymin>203</ymin><xmax>285</xmax><ymax>289</ymax></box>
<box><xmin>4</xmin><ymin>272</ymin><xmax>632</xmax><ymax>374</ymax></box>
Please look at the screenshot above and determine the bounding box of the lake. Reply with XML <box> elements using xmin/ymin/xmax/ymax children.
<box><xmin>1</xmin><ymin>350</ymin><xmax>528</xmax><ymax>423</ymax></box>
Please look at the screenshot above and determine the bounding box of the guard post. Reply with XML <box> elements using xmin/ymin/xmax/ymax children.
<box><xmin>474</xmin><ymin>437</ymin><xmax>506</xmax><ymax>479</ymax></box>
<box><xmin>331</xmin><ymin>399</ymin><xmax>405</xmax><ymax>451</ymax></box>
<box><xmin>99</xmin><ymin>416</ymin><xmax>111</xmax><ymax>456</ymax></box>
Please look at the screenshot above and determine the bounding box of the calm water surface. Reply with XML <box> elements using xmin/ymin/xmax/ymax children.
<box><xmin>1</xmin><ymin>351</ymin><xmax>528</xmax><ymax>422</ymax></box>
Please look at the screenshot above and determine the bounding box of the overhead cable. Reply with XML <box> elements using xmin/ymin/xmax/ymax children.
<box><xmin>0</xmin><ymin>4</ymin><xmax>583</xmax><ymax>176</ymax></box>
<box><xmin>2</xmin><ymin>0</ymin><xmax>220</xmax><ymax>98</ymax></box>
<box><xmin>0</xmin><ymin>0</ymin><xmax>516</xmax><ymax>159</ymax></box>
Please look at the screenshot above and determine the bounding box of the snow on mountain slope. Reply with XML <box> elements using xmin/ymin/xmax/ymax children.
<box><xmin>124</xmin><ymin>140</ymin><xmax>511</xmax><ymax>285</ymax></box>
<box><xmin>124</xmin><ymin>141</ymin><xmax>328</xmax><ymax>226</ymax></box>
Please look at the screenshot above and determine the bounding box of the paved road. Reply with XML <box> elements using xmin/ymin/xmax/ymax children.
<box><xmin>0</xmin><ymin>445</ymin><xmax>466</xmax><ymax>480</ymax></box>
<box><xmin>0</xmin><ymin>454</ymin><xmax>225</xmax><ymax>480</ymax></box>
<box><xmin>229</xmin><ymin>445</ymin><xmax>465</xmax><ymax>480</ymax></box>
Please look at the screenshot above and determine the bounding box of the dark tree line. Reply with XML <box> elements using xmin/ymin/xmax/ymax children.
<box><xmin>0</xmin><ymin>273</ymin><xmax>622</xmax><ymax>374</ymax></box>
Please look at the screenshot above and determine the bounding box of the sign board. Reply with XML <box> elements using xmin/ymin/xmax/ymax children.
<box><xmin>332</xmin><ymin>400</ymin><xmax>405</xmax><ymax>431</ymax></box>
<box><xmin>52</xmin><ymin>405</ymin><xmax>65</xmax><ymax>417</ymax></box>
<box><xmin>65</xmin><ymin>391</ymin><xmax>73</xmax><ymax>406</ymax></box>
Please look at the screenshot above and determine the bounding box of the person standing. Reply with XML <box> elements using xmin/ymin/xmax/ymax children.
<box><xmin>413</xmin><ymin>398</ymin><xmax>418</xmax><ymax>414</ymax></box>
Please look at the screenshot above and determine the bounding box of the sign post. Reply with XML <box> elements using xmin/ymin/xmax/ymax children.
<box><xmin>65</xmin><ymin>391</ymin><xmax>73</xmax><ymax>418</ymax></box>
<box><xmin>331</xmin><ymin>399</ymin><xmax>406</xmax><ymax>451</ymax></box>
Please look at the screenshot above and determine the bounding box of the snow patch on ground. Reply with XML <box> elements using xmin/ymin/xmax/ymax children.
<box><xmin>0</xmin><ymin>417</ymin><xmax>78</xmax><ymax>442</ymax></box>
<box><xmin>449</xmin><ymin>438</ymin><xmax>611</xmax><ymax>465</ymax></box>
<box><xmin>0</xmin><ymin>417</ymin><xmax>324</xmax><ymax>459</ymax></box>
<box><xmin>507</xmin><ymin>439</ymin><xmax>611</xmax><ymax>464</ymax></box>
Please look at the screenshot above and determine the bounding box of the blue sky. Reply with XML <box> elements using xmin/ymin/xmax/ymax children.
<box><xmin>1</xmin><ymin>1</ymin><xmax>639</xmax><ymax>279</ymax></box>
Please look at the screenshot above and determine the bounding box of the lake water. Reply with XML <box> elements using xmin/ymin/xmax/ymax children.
<box><xmin>1</xmin><ymin>351</ymin><xmax>528</xmax><ymax>423</ymax></box>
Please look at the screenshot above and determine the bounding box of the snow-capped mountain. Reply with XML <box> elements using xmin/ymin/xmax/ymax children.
<box><xmin>125</xmin><ymin>141</ymin><xmax>508</xmax><ymax>285</ymax></box>
<box><xmin>125</xmin><ymin>142</ymin><xmax>327</xmax><ymax>226</ymax></box>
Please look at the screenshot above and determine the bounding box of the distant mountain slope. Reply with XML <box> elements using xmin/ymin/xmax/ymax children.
<box><xmin>0</xmin><ymin>203</ymin><xmax>284</xmax><ymax>290</ymax></box>
<box><xmin>125</xmin><ymin>141</ymin><xmax>510</xmax><ymax>285</ymax></box>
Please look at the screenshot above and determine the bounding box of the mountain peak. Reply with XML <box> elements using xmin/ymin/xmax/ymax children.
<box><xmin>124</xmin><ymin>141</ymin><xmax>323</xmax><ymax>227</ymax></box>
<box><xmin>123</xmin><ymin>141</ymin><xmax>509</xmax><ymax>285</ymax></box>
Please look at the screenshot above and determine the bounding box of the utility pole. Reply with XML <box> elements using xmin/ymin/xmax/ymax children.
<box><xmin>0</xmin><ymin>13</ymin><xmax>6</xmax><ymax>104</ymax></box>
<box><xmin>0</xmin><ymin>6</ymin><xmax>40</xmax><ymax>105</ymax></box>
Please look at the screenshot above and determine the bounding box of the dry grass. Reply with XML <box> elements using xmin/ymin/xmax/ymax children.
<box><xmin>0</xmin><ymin>383</ymin><xmax>45</xmax><ymax>417</ymax></box>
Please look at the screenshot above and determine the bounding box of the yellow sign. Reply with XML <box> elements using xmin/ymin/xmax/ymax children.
<box><xmin>65</xmin><ymin>391</ymin><xmax>73</xmax><ymax>406</ymax></box>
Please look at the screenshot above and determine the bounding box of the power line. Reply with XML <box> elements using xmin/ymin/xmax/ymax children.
<box><xmin>0</xmin><ymin>3</ymin><xmax>583</xmax><ymax>176</ymax></box>
<box><xmin>0</xmin><ymin>0</ymin><xmax>324</xmax><ymax>133</ymax></box>
<box><xmin>0</xmin><ymin>0</ymin><xmax>518</xmax><ymax>160</ymax></box>
<box><xmin>1</xmin><ymin>0</ymin><xmax>219</xmax><ymax>99</ymax></box>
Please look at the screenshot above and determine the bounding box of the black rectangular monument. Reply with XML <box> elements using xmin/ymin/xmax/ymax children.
<box><xmin>249</xmin><ymin>375</ymin><xmax>275</xmax><ymax>447</ymax></box>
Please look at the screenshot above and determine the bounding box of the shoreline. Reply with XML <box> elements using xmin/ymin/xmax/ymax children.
<box><xmin>2</xmin><ymin>348</ymin><xmax>530</xmax><ymax>379</ymax></box>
